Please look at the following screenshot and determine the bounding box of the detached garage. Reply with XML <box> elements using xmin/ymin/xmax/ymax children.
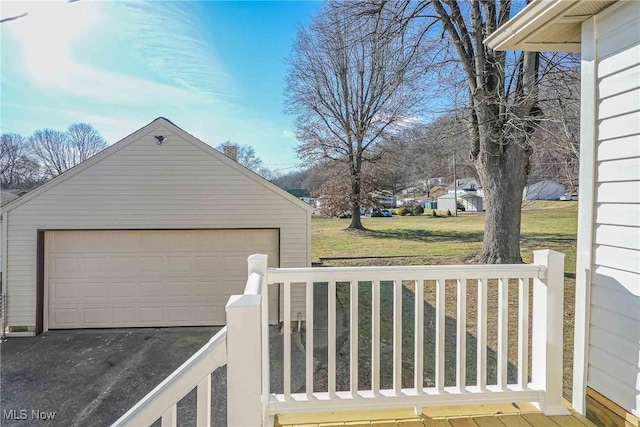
<box><xmin>1</xmin><ymin>117</ymin><xmax>313</xmax><ymax>334</ymax></box>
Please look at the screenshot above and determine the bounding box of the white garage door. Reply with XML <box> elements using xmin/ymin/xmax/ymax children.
<box><xmin>46</xmin><ymin>229</ymin><xmax>278</xmax><ymax>329</ymax></box>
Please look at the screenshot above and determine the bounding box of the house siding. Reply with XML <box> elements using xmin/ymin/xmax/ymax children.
<box><xmin>4</xmin><ymin>123</ymin><xmax>311</xmax><ymax>328</ymax></box>
<box><xmin>587</xmin><ymin>1</ymin><xmax>640</xmax><ymax>416</ymax></box>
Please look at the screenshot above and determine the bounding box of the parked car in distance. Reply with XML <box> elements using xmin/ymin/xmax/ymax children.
<box><xmin>559</xmin><ymin>194</ymin><xmax>578</xmax><ymax>201</ymax></box>
<box><xmin>456</xmin><ymin>201</ymin><xmax>466</xmax><ymax>211</ymax></box>
<box><xmin>370</xmin><ymin>208</ymin><xmax>392</xmax><ymax>217</ymax></box>
<box><xmin>337</xmin><ymin>210</ymin><xmax>352</xmax><ymax>218</ymax></box>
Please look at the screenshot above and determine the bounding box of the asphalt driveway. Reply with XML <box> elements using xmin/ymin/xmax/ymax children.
<box><xmin>0</xmin><ymin>287</ymin><xmax>339</xmax><ymax>426</ymax></box>
<box><xmin>1</xmin><ymin>327</ymin><xmax>229</xmax><ymax>426</ymax></box>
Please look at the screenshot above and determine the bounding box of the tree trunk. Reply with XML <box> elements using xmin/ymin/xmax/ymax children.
<box><xmin>348</xmin><ymin>201</ymin><xmax>364</xmax><ymax>229</ymax></box>
<box><xmin>474</xmin><ymin>134</ymin><xmax>531</xmax><ymax>263</ymax></box>
<box><xmin>348</xmin><ymin>169</ymin><xmax>366</xmax><ymax>230</ymax></box>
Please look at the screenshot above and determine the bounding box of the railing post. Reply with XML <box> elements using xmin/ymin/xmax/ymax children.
<box><xmin>531</xmin><ymin>249</ymin><xmax>570</xmax><ymax>415</ymax></box>
<box><xmin>247</xmin><ymin>254</ymin><xmax>272</xmax><ymax>427</ymax></box>
<box><xmin>226</xmin><ymin>286</ymin><xmax>263</xmax><ymax>425</ymax></box>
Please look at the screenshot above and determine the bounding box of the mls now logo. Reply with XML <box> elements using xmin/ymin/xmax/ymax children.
<box><xmin>3</xmin><ymin>409</ymin><xmax>56</xmax><ymax>421</ymax></box>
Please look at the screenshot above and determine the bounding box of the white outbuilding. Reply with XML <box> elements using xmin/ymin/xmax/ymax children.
<box><xmin>523</xmin><ymin>179</ymin><xmax>566</xmax><ymax>200</ymax></box>
<box><xmin>0</xmin><ymin>118</ymin><xmax>313</xmax><ymax>334</ymax></box>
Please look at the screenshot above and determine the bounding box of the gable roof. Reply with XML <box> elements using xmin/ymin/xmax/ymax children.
<box><xmin>484</xmin><ymin>0</ymin><xmax>616</xmax><ymax>52</ymax></box>
<box><xmin>287</xmin><ymin>189</ymin><xmax>311</xmax><ymax>198</ymax></box>
<box><xmin>527</xmin><ymin>178</ymin><xmax>563</xmax><ymax>186</ymax></box>
<box><xmin>446</xmin><ymin>178</ymin><xmax>481</xmax><ymax>191</ymax></box>
<box><xmin>2</xmin><ymin>117</ymin><xmax>314</xmax><ymax>213</ymax></box>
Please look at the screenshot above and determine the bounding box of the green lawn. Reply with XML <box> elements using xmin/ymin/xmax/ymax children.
<box><xmin>310</xmin><ymin>201</ymin><xmax>578</xmax><ymax>399</ymax></box>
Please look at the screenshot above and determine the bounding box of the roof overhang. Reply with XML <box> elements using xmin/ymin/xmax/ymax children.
<box><xmin>485</xmin><ymin>0</ymin><xmax>617</xmax><ymax>52</ymax></box>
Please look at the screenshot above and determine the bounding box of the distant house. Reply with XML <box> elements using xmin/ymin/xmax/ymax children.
<box><xmin>400</xmin><ymin>185</ymin><xmax>425</xmax><ymax>195</ymax></box>
<box><xmin>286</xmin><ymin>189</ymin><xmax>316</xmax><ymax>207</ymax></box>
<box><xmin>443</xmin><ymin>178</ymin><xmax>484</xmax><ymax>212</ymax></box>
<box><xmin>372</xmin><ymin>190</ymin><xmax>396</xmax><ymax>208</ymax></box>
<box><xmin>447</xmin><ymin>178</ymin><xmax>483</xmax><ymax>196</ymax></box>
<box><xmin>523</xmin><ymin>179</ymin><xmax>566</xmax><ymax>200</ymax></box>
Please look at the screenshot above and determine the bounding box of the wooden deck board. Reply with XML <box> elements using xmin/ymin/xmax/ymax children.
<box><xmin>275</xmin><ymin>402</ymin><xmax>597</xmax><ymax>427</ymax></box>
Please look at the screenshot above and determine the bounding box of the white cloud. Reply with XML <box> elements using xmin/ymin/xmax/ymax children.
<box><xmin>112</xmin><ymin>1</ymin><xmax>236</xmax><ymax>101</ymax></box>
<box><xmin>283</xmin><ymin>130</ymin><xmax>296</xmax><ymax>139</ymax></box>
<box><xmin>2</xmin><ymin>1</ymin><xmax>235</xmax><ymax>108</ymax></box>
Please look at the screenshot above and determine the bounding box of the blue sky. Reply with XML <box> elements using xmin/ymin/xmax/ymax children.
<box><xmin>0</xmin><ymin>1</ymin><xmax>320</xmax><ymax>172</ymax></box>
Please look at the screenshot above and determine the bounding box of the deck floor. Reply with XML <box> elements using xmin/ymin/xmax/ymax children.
<box><xmin>275</xmin><ymin>402</ymin><xmax>597</xmax><ymax>427</ymax></box>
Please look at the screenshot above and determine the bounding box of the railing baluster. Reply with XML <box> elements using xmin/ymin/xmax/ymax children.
<box><xmin>306</xmin><ymin>281</ymin><xmax>314</xmax><ymax>399</ymax></box>
<box><xmin>477</xmin><ymin>278</ymin><xmax>488</xmax><ymax>390</ymax></box>
<box><xmin>284</xmin><ymin>281</ymin><xmax>291</xmax><ymax>399</ymax></box>
<box><xmin>435</xmin><ymin>279</ymin><xmax>446</xmax><ymax>393</ymax></box>
<box><xmin>328</xmin><ymin>280</ymin><xmax>337</xmax><ymax>398</ymax></box>
<box><xmin>414</xmin><ymin>279</ymin><xmax>424</xmax><ymax>393</ymax></box>
<box><xmin>372</xmin><ymin>280</ymin><xmax>381</xmax><ymax>394</ymax></box>
<box><xmin>518</xmin><ymin>278</ymin><xmax>529</xmax><ymax>389</ymax></box>
<box><xmin>498</xmin><ymin>277</ymin><xmax>509</xmax><ymax>389</ymax></box>
<box><xmin>393</xmin><ymin>280</ymin><xmax>402</xmax><ymax>393</ymax></box>
<box><xmin>456</xmin><ymin>279</ymin><xmax>467</xmax><ymax>392</ymax></box>
<box><xmin>350</xmin><ymin>281</ymin><xmax>359</xmax><ymax>397</ymax></box>
<box><xmin>160</xmin><ymin>404</ymin><xmax>177</xmax><ymax>427</ymax></box>
<box><xmin>196</xmin><ymin>374</ymin><xmax>211</xmax><ymax>426</ymax></box>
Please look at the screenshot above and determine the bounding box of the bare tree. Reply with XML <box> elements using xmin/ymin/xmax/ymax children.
<box><xmin>314</xmin><ymin>163</ymin><xmax>384</xmax><ymax>217</ymax></box>
<box><xmin>215</xmin><ymin>141</ymin><xmax>266</xmax><ymax>173</ymax></box>
<box><xmin>29</xmin><ymin>123</ymin><xmax>107</xmax><ymax>178</ymax></box>
<box><xmin>285</xmin><ymin>1</ymin><xmax>428</xmax><ymax>230</ymax></box>
<box><xmin>530</xmin><ymin>64</ymin><xmax>580</xmax><ymax>190</ymax></box>
<box><xmin>28</xmin><ymin>129</ymin><xmax>70</xmax><ymax>178</ymax></box>
<box><xmin>0</xmin><ymin>133</ymin><xmax>40</xmax><ymax>188</ymax></box>
<box><xmin>66</xmin><ymin>123</ymin><xmax>107</xmax><ymax>165</ymax></box>
<box><xmin>354</xmin><ymin>0</ymin><xmax>549</xmax><ymax>262</ymax></box>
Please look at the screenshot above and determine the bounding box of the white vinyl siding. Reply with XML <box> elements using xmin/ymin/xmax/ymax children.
<box><xmin>588</xmin><ymin>1</ymin><xmax>640</xmax><ymax>415</ymax></box>
<box><xmin>4</xmin><ymin>122</ymin><xmax>311</xmax><ymax>328</ymax></box>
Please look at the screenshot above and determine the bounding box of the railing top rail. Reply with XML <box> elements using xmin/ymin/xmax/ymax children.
<box><xmin>111</xmin><ymin>327</ymin><xmax>227</xmax><ymax>427</ymax></box>
<box><xmin>244</xmin><ymin>272</ymin><xmax>263</xmax><ymax>295</ymax></box>
<box><xmin>268</xmin><ymin>263</ymin><xmax>546</xmax><ymax>283</ymax></box>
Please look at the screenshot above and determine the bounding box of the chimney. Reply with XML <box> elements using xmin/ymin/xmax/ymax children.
<box><xmin>222</xmin><ymin>145</ymin><xmax>238</xmax><ymax>162</ymax></box>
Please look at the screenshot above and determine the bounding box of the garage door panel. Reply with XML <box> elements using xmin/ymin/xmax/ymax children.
<box><xmin>79</xmin><ymin>283</ymin><xmax>106</xmax><ymax>299</ymax></box>
<box><xmin>83</xmin><ymin>308</ymin><xmax>107</xmax><ymax>324</ymax></box>
<box><xmin>112</xmin><ymin>307</ymin><xmax>135</xmax><ymax>324</ymax></box>
<box><xmin>140</xmin><ymin>233</ymin><xmax>167</xmax><ymax>251</ymax></box>
<box><xmin>191</xmin><ymin>280</ymin><xmax>219</xmax><ymax>296</ymax></box>
<box><xmin>139</xmin><ymin>307</ymin><xmax>163</xmax><ymax>323</ymax></box>
<box><xmin>47</xmin><ymin>229</ymin><xmax>279</xmax><ymax>329</ymax></box>
<box><xmin>192</xmin><ymin>256</ymin><xmax>219</xmax><ymax>272</ymax></box>
<box><xmin>110</xmin><ymin>282</ymin><xmax>138</xmax><ymax>299</ymax></box>
<box><xmin>51</xmin><ymin>281</ymin><xmax>79</xmax><ymax>299</ymax></box>
<box><xmin>51</xmin><ymin>256</ymin><xmax>80</xmax><ymax>278</ymax></box>
<box><xmin>110</xmin><ymin>256</ymin><xmax>139</xmax><ymax>274</ymax></box>
<box><xmin>167</xmin><ymin>256</ymin><xmax>190</xmax><ymax>272</ymax></box>
<box><xmin>139</xmin><ymin>256</ymin><xmax>163</xmax><ymax>273</ymax></box>
<box><xmin>109</xmin><ymin>232</ymin><xmax>142</xmax><ymax>252</ymax></box>
<box><xmin>139</xmin><ymin>281</ymin><xmax>163</xmax><ymax>297</ymax></box>
<box><xmin>190</xmin><ymin>232</ymin><xmax>220</xmax><ymax>251</ymax></box>
<box><xmin>81</xmin><ymin>257</ymin><xmax>108</xmax><ymax>276</ymax></box>
<box><xmin>165</xmin><ymin>281</ymin><xmax>191</xmax><ymax>297</ymax></box>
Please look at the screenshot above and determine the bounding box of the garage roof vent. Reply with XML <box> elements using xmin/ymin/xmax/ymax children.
<box><xmin>222</xmin><ymin>145</ymin><xmax>238</xmax><ymax>162</ymax></box>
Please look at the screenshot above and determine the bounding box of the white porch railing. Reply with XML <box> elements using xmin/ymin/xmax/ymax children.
<box><xmin>112</xmin><ymin>250</ymin><xmax>568</xmax><ymax>426</ymax></box>
<box><xmin>267</xmin><ymin>249</ymin><xmax>568</xmax><ymax>418</ymax></box>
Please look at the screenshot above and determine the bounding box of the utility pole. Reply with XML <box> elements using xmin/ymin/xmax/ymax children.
<box><xmin>453</xmin><ymin>153</ymin><xmax>457</xmax><ymax>217</ymax></box>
